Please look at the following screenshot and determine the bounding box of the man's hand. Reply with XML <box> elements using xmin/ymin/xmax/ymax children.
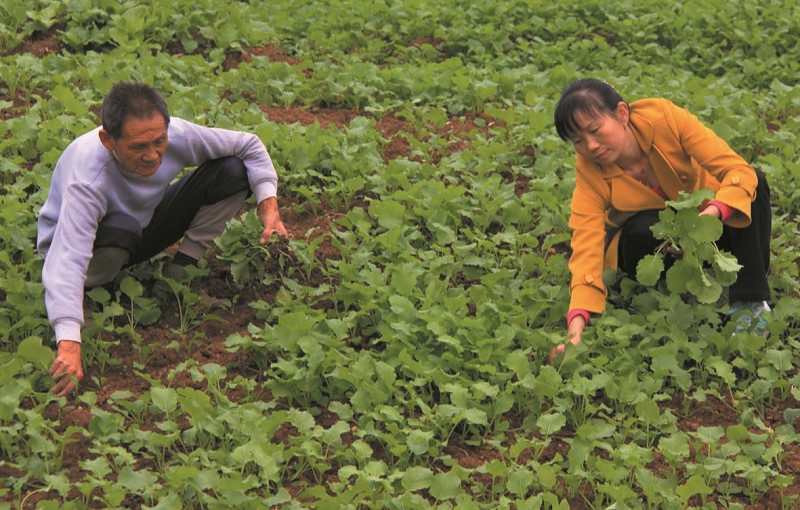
<box><xmin>257</xmin><ymin>197</ymin><xmax>288</xmax><ymax>244</ymax></box>
<box><xmin>50</xmin><ymin>340</ymin><xmax>83</xmax><ymax>397</ymax></box>
<box><xmin>549</xmin><ymin>315</ymin><xmax>585</xmax><ymax>364</ymax></box>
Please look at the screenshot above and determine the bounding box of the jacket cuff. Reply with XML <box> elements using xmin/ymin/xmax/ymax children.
<box><xmin>568</xmin><ymin>281</ymin><xmax>606</xmax><ymax>314</ymax></box>
<box><xmin>707</xmin><ymin>200</ymin><xmax>734</xmax><ymax>222</ymax></box>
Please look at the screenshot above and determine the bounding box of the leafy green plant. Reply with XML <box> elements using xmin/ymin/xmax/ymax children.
<box><xmin>215</xmin><ymin>210</ymin><xmax>302</xmax><ymax>285</ymax></box>
<box><xmin>636</xmin><ymin>189</ymin><xmax>742</xmax><ymax>304</ymax></box>
<box><xmin>118</xmin><ymin>275</ymin><xmax>161</xmax><ymax>329</ymax></box>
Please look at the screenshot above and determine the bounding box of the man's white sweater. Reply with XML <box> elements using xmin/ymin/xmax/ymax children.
<box><xmin>37</xmin><ymin>118</ymin><xmax>278</xmax><ymax>344</ymax></box>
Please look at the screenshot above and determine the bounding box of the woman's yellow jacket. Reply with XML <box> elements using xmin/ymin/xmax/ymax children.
<box><xmin>567</xmin><ymin>98</ymin><xmax>759</xmax><ymax>314</ymax></box>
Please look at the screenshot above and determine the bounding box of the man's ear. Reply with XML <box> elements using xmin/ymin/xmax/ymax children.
<box><xmin>98</xmin><ymin>129</ymin><xmax>115</xmax><ymax>152</ymax></box>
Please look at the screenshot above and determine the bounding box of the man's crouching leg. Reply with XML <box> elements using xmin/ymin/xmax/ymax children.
<box><xmin>85</xmin><ymin>247</ymin><xmax>130</xmax><ymax>288</ymax></box>
<box><xmin>86</xmin><ymin>211</ymin><xmax>142</xmax><ymax>288</ymax></box>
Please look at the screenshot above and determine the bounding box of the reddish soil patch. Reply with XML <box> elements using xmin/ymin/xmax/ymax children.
<box><xmin>376</xmin><ymin>115</ymin><xmax>415</xmax><ymax>161</ymax></box>
<box><xmin>245</xmin><ymin>45</ymin><xmax>302</xmax><ymax>65</ymax></box>
<box><xmin>223</xmin><ymin>45</ymin><xmax>303</xmax><ymax>71</ymax></box>
<box><xmin>409</xmin><ymin>38</ymin><xmax>443</xmax><ymax>48</ymax></box>
<box><xmin>0</xmin><ymin>90</ymin><xmax>38</xmax><ymax>120</ymax></box>
<box><xmin>20</xmin><ymin>35</ymin><xmax>63</xmax><ymax>57</ymax></box>
<box><xmin>258</xmin><ymin>105</ymin><xmax>504</xmax><ymax>164</ymax></box>
<box><xmin>427</xmin><ymin>112</ymin><xmax>506</xmax><ymax>164</ymax></box>
<box><xmin>259</xmin><ymin>105</ymin><xmax>362</xmax><ymax>129</ymax></box>
<box><xmin>5</xmin><ymin>25</ymin><xmax>64</xmax><ymax>57</ymax></box>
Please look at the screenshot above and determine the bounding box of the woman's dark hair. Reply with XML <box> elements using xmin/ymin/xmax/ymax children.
<box><xmin>101</xmin><ymin>82</ymin><xmax>170</xmax><ymax>139</ymax></box>
<box><xmin>554</xmin><ymin>78</ymin><xmax>627</xmax><ymax>141</ymax></box>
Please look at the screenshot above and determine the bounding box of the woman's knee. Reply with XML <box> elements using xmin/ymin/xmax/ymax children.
<box><xmin>618</xmin><ymin>210</ymin><xmax>662</xmax><ymax>274</ymax></box>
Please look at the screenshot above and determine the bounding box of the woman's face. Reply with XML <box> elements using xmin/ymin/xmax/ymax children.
<box><xmin>567</xmin><ymin>102</ymin><xmax>629</xmax><ymax>165</ymax></box>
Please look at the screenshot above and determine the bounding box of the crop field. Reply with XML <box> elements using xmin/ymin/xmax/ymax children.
<box><xmin>2</xmin><ymin>0</ymin><xmax>800</xmax><ymax>508</ymax></box>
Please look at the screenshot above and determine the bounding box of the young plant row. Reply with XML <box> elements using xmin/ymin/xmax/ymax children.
<box><xmin>2</xmin><ymin>0</ymin><xmax>800</xmax><ymax>508</ymax></box>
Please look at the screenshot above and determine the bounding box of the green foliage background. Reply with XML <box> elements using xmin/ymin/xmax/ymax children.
<box><xmin>1</xmin><ymin>0</ymin><xmax>799</xmax><ymax>508</ymax></box>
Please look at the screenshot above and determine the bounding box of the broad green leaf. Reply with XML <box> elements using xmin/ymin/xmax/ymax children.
<box><xmin>659</xmin><ymin>433</ymin><xmax>690</xmax><ymax>461</ymax></box>
<box><xmin>676</xmin><ymin>474</ymin><xmax>713</xmax><ymax>503</ymax></box>
<box><xmin>471</xmin><ymin>381</ymin><xmax>499</xmax><ymax>398</ymax></box>
<box><xmin>429</xmin><ymin>471</ymin><xmax>461</xmax><ymax>501</ymax></box>
<box><xmin>43</xmin><ymin>473</ymin><xmax>70</xmax><ymax>497</ymax></box>
<box><xmin>686</xmin><ymin>273</ymin><xmax>722</xmax><ymax>304</ymax></box>
<box><xmin>80</xmin><ymin>457</ymin><xmax>111</xmax><ymax>479</ymax></box>
<box><xmin>695</xmin><ymin>426</ymin><xmax>724</xmax><ymax>445</ymax></box>
<box><xmin>651</xmin><ymin>208</ymin><xmax>677</xmax><ymax>239</ymax></box>
<box><xmin>536</xmin><ymin>413</ymin><xmax>566</xmax><ymax>435</ymax></box>
<box><xmin>506</xmin><ymin>350</ymin><xmax>530</xmax><ymax>380</ymax></box>
<box><xmin>665</xmin><ymin>258</ymin><xmax>696</xmax><ymax>294</ymax></box>
<box><xmin>150</xmin><ymin>387</ymin><xmax>178</xmax><ymax>415</ymax></box>
<box><xmin>461</xmin><ymin>408</ymin><xmax>488</xmax><ymax>425</ymax></box>
<box><xmin>708</xmin><ymin>358</ymin><xmax>736</xmax><ymax>386</ymax></box>
<box><xmin>369</xmin><ymin>200</ymin><xmax>406</xmax><ymax>229</ymax></box>
<box><xmin>765</xmin><ymin>349</ymin><xmax>793</xmax><ymax>372</ymax></box>
<box><xmin>713</xmin><ymin>250</ymin><xmax>742</xmax><ymax>273</ymax></box>
<box><xmin>726</xmin><ymin>424</ymin><xmax>750</xmax><ymax>442</ymax></box>
<box><xmin>667</xmin><ymin>189</ymin><xmax>715</xmax><ymax>210</ymax></box>
<box><xmin>143</xmin><ymin>493</ymin><xmax>181</xmax><ymax>510</ymax></box>
<box><xmin>163</xmin><ymin>465</ymin><xmax>199</xmax><ymax>484</ymax></box>
<box><xmin>484</xmin><ymin>460</ymin><xmax>508</xmax><ymax>478</ymax></box>
<box><xmin>575</xmin><ymin>419</ymin><xmax>615</xmax><ymax>441</ymax></box>
<box><xmin>119</xmin><ymin>276</ymin><xmax>143</xmax><ymax>300</ymax></box>
<box><xmin>406</xmin><ymin>429</ymin><xmax>433</xmax><ymax>455</ymax></box>
<box><xmin>783</xmin><ymin>408</ymin><xmax>800</xmax><ymax>427</ymax></box>
<box><xmin>117</xmin><ymin>467</ymin><xmax>158</xmax><ymax>493</ymax></box>
<box><xmin>506</xmin><ymin>468</ymin><xmax>534</xmax><ymax>497</ymax></box>
<box><xmin>532</xmin><ymin>365</ymin><xmax>562</xmax><ymax>399</ymax></box>
<box><xmin>537</xmin><ymin>464</ymin><xmax>557</xmax><ymax>490</ymax></box>
<box><xmin>687</xmin><ymin>214</ymin><xmax>723</xmax><ymax>244</ymax></box>
<box><xmin>636</xmin><ymin>254</ymin><xmax>664</xmax><ymax>286</ymax></box>
<box><xmin>51</xmin><ymin>85</ymin><xmax>89</xmax><ymax>116</ymax></box>
<box><xmin>401</xmin><ymin>466</ymin><xmax>434</xmax><ymax>491</ymax></box>
<box><xmin>635</xmin><ymin>398</ymin><xmax>660</xmax><ymax>426</ymax></box>
<box><xmin>16</xmin><ymin>337</ymin><xmax>54</xmax><ymax>370</ymax></box>
<box><xmin>176</xmin><ymin>387</ymin><xmax>215</xmax><ymax>425</ymax></box>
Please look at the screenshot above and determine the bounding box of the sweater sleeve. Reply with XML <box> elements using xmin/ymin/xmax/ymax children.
<box><xmin>169</xmin><ymin>119</ymin><xmax>279</xmax><ymax>204</ymax></box>
<box><xmin>42</xmin><ymin>182</ymin><xmax>107</xmax><ymax>344</ymax></box>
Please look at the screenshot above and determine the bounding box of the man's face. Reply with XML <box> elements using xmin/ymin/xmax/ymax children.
<box><xmin>99</xmin><ymin>114</ymin><xmax>168</xmax><ymax>176</ymax></box>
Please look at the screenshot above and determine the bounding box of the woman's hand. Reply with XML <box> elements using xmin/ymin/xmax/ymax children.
<box><xmin>699</xmin><ymin>203</ymin><xmax>722</xmax><ymax>219</ymax></box>
<box><xmin>549</xmin><ymin>315</ymin><xmax>586</xmax><ymax>364</ymax></box>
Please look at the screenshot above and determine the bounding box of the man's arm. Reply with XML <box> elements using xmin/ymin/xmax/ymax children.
<box><xmin>171</xmin><ymin>119</ymin><xmax>279</xmax><ymax>206</ymax></box>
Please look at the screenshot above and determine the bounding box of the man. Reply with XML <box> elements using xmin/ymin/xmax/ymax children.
<box><xmin>37</xmin><ymin>82</ymin><xmax>288</xmax><ymax>397</ymax></box>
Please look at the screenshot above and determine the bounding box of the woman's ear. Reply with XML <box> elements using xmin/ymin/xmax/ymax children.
<box><xmin>616</xmin><ymin>101</ymin><xmax>630</xmax><ymax>125</ymax></box>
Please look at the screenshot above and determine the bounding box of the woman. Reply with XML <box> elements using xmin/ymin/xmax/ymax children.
<box><xmin>551</xmin><ymin>78</ymin><xmax>772</xmax><ymax>359</ymax></box>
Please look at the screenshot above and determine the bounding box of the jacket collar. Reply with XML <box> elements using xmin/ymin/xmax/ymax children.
<box><xmin>628</xmin><ymin>104</ymin><xmax>655</xmax><ymax>153</ymax></box>
<box><xmin>593</xmin><ymin>105</ymin><xmax>684</xmax><ymax>201</ymax></box>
